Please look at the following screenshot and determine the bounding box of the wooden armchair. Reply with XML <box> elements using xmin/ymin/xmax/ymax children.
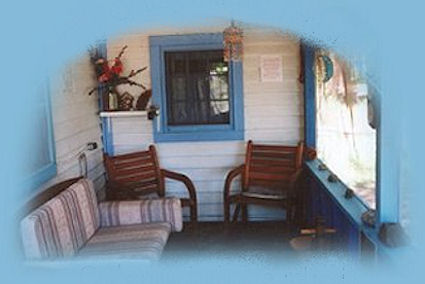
<box><xmin>104</xmin><ymin>145</ymin><xmax>197</xmax><ymax>222</ymax></box>
<box><xmin>224</xmin><ymin>140</ymin><xmax>304</xmax><ymax>223</ymax></box>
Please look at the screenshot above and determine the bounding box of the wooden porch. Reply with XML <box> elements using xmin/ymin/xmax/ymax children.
<box><xmin>163</xmin><ymin>222</ymin><xmax>296</xmax><ymax>258</ymax></box>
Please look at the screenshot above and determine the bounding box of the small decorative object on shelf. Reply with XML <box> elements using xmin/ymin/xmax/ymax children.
<box><xmin>136</xmin><ymin>89</ymin><xmax>152</xmax><ymax>110</ymax></box>
<box><xmin>378</xmin><ymin>223</ymin><xmax>409</xmax><ymax>247</ymax></box>
<box><xmin>147</xmin><ymin>105</ymin><xmax>160</xmax><ymax>120</ymax></box>
<box><xmin>108</xmin><ymin>92</ymin><xmax>118</xmax><ymax>110</ymax></box>
<box><xmin>118</xmin><ymin>92</ymin><xmax>134</xmax><ymax>111</ymax></box>
<box><xmin>318</xmin><ymin>163</ymin><xmax>327</xmax><ymax>171</ymax></box>
<box><xmin>361</xmin><ymin>209</ymin><xmax>376</xmax><ymax>228</ymax></box>
<box><xmin>327</xmin><ymin>173</ymin><xmax>338</xmax><ymax>183</ymax></box>
<box><xmin>223</xmin><ymin>21</ymin><xmax>243</xmax><ymax>62</ymax></box>
<box><xmin>305</xmin><ymin>147</ymin><xmax>317</xmax><ymax>160</ymax></box>
<box><xmin>88</xmin><ymin>45</ymin><xmax>148</xmax><ymax>111</ymax></box>
<box><xmin>318</xmin><ymin>164</ymin><xmax>327</xmax><ymax>171</ymax></box>
<box><xmin>344</xmin><ymin>188</ymin><xmax>355</xmax><ymax>199</ymax></box>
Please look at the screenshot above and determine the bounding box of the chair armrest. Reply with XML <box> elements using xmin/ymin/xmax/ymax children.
<box><xmin>161</xmin><ymin>169</ymin><xmax>196</xmax><ymax>205</ymax></box>
<box><xmin>223</xmin><ymin>164</ymin><xmax>245</xmax><ymax>199</ymax></box>
<box><xmin>161</xmin><ymin>169</ymin><xmax>197</xmax><ymax>222</ymax></box>
<box><xmin>98</xmin><ymin>198</ymin><xmax>183</xmax><ymax>232</ymax></box>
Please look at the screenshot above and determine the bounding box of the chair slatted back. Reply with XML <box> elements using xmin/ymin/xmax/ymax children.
<box><xmin>104</xmin><ymin>145</ymin><xmax>165</xmax><ymax>197</ymax></box>
<box><xmin>243</xmin><ymin>141</ymin><xmax>304</xmax><ymax>190</ymax></box>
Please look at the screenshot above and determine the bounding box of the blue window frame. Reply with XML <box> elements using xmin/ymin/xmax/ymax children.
<box><xmin>24</xmin><ymin>80</ymin><xmax>57</xmax><ymax>191</ymax></box>
<box><xmin>150</xmin><ymin>33</ymin><xmax>244</xmax><ymax>142</ymax></box>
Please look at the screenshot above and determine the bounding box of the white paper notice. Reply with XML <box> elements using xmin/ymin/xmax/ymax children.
<box><xmin>260</xmin><ymin>55</ymin><xmax>283</xmax><ymax>82</ymax></box>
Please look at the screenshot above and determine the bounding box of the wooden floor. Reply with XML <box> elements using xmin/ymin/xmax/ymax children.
<box><xmin>162</xmin><ymin>221</ymin><xmax>300</xmax><ymax>259</ymax></box>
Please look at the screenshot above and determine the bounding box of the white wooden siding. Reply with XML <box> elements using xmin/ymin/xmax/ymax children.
<box><xmin>107</xmin><ymin>24</ymin><xmax>304</xmax><ymax>221</ymax></box>
<box><xmin>29</xmin><ymin>54</ymin><xmax>106</xmax><ymax>202</ymax></box>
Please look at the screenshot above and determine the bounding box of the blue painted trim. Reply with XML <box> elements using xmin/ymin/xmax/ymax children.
<box><xmin>305</xmin><ymin>159</ymin><xmax>408</xmax><ymax>258</ymax></box>
<box><xmin>102</xmin><ymin>117</ymin><xmax>114</xmax><ymax>155</ymax></box>
<box><xmin>150</xmin><ymin>33</ymin><xmax>244</xmax><ymax>143</ymax></box>
<box><xmin>373</xmin><ymin>82</ymin><xmax>400</xmax><ymax>224</ymax></box>
<box><xmin>25</xmin><ymin>79</ymin><xmax>57</xmax><ymax>191</ymax></box>
<box><xmin>154</xmin><ymin>130</ymin><xmax>244</xmax><ymax>143</ymax></box>
<box><xmin>231</xmin><ymin>61</ymin><xmax>245</xmax><ymax>134</ymax></box>
<box><xmin>305</xmin><ymin>167</ymin><xmax>361</xmax><ymax>254</ymax></box>
<box><xmin>45</xmin><ymin>78</ymin><xmax>57</xmax><ymax>172</ymax></box>
<box><xmin>26</xmin><ymin>163</ymin><xmax>57</xmax><ymax>191</ymax></box>
<box><xmin>305</xmin><ymin>159</ymin><xmax>368</xmax><ymax>228</ymax></box>
<box><xmin>306</xmin><ymin>159</ymin><xmax>364</xmax><ymax>255</ymax></box>
<box><xmin>95</xmin><ymin>40</ymin><xmax>115</xmax><ymax>156</ymax></box>
<box><xmin>150</xmin><ymin>33</ymin><xmax>224</xmax><ymax>46</ymax></box>
<box><xmin>168</xmin><ymin>124</ymin><xmax>233</xmax><ymax>132</ymax></box>
<box><xmin>308</xmin><ymin>160</ymin><xmax>407</xmax><ymax>259</ymax></box>
<box><xmin>302</xmin><ymin>42</ymin><xmax>316</xmax><ymax>148</ymax></box>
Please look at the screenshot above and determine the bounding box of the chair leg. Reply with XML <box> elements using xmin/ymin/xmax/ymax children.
<box><xmin>232</xmin><ymin>204</ymin><xmax>241</xmax><ymax>223</ymax></box>
<box><xmin>241</xmin><ymin>204</ymin><xmax>248</xmax><ymax>223</ymax></box>
<box><xmin>286</xmin><ymin>208</ymin><xmax>292</xmax><ymax>224</ymax></box>
<box><xmin>224</xmin><ymin>199</ymin><xmax>230</xmax><ymax>223</ymax></box>
<box><xmin>287</xmin><ymin>204</ymin><xmax>295</xmax><ymax>225</ymax></box>
<box><xmin>190</xmin><ymin>203</ymin><xmax>197</xmax><ymax>223</ymax></box>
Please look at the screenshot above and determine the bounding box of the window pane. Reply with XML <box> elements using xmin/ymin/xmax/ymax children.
<box><xmin>165</xmin><ymin>50</ymin><xmax>230</xmax><ymax>125</ymax></box>
<box><xmin>170</xmin><ymin>77</ymin><xmax>186</xmax><ymax>101</ymax></box>
<box><xmin>315</xmin><ymin>53</ymin><xmax>376</xmax><ymax>208</ymax></box>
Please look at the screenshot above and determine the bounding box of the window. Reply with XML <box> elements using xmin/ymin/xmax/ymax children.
<box><xmin>315</xmin><ymin>52</ymin><xmax>377</xmax><ymax>208</ymax></box>
<box><xmin>165</xmin><ymin>50</ymin><xmax>230</xmax><ymax>126</ymax></box>
<box><xmin>150</xmin><ymin>33</ymin><xmax>244</xmax><ymax>142</ymax></box>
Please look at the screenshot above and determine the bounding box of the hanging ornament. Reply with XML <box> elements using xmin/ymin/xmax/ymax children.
<box><xmin>316</xmin><ymin>54</ymin><xmax>334</xmax><ymax>83</ymax></box>
<box><xmin>223</xmin><ymin>21</ymin><xmax>243</xmax><ymax>62</ymax></box>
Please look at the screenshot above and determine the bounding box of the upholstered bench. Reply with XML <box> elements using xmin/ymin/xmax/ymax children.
<box><xmin>20</xmin><ymin>178</ymin><xmax>182</xmax><ymax>261</ymax></box>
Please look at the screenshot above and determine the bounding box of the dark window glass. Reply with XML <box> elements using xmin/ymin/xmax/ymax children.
<box><xmin>165</xmin><ymin>50</ymin><xmax>230</xmax><ymax>125</ymax></box>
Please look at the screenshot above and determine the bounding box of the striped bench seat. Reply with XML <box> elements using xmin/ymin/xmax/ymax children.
<box><xmin>78</xmin><ymin>223</ymin><xmax>171</xmax><ymax>260</ymax></box>
<box><xmin>20</xmin><ymin>178</ymin><xmax>182</xmax><ymax>261</ymax></box>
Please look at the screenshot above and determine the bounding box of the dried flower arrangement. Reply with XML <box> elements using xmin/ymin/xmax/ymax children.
<box><xmin>88</xmin><ymin>45</ymin><xmax>150</xmax><ymax>111</ymax></box>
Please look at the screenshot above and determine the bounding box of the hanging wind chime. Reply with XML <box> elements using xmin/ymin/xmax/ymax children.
<box><xmin>223</xmin><ymin>21</ymin><xmax>243</xmax><ymax>62</ymax></box>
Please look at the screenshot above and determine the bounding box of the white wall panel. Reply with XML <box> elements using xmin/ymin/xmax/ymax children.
<box><xmin>30</xmin><ymin>54</ymin><xmax>106</xmax><ymax>202</ymax></box>
<box><xmin>106</xmin><ymin>23</ymin><xmax>304</xmax><ymax>220</ymax></box>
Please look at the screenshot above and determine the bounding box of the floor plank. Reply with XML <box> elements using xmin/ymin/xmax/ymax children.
<box><xmin>162</xmin><ymin>221</ymin><xmax>299</xmax><ymax>259</ymax></box>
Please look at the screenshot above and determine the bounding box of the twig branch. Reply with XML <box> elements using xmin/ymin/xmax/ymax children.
<box><xmin>88</xmin><ymin>87</ymin><xmax>97</xmax><ymax>96</ymax></box>
<box><xmin>117</xmin><ymin>45</ymin><xmax>128</xmax><ymax>59</ymax></box>
<box><xmin>88</xmin><ymin>45</ymin><xmax>148</xmax><ymax>96</ymax></box>
<box><xmin>125</xmin><ymin>79</ymin><xmax>147</xmax><ymax>90</ymax></box>
<box><xmin>128</xmin><ymin>66</ymin><xmax>148</xmax><ymax>78</ymax></box>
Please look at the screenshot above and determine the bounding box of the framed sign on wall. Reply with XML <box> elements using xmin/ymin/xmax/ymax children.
<box><xmin>260</xmin><ymin>55</ymin><xmax>283</xmax><ymax>82</ymax></box>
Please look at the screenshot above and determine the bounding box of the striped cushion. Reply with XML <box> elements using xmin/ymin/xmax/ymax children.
<box><xmin>77</xmin><ymin>223</ymin><xmax>171</xmax><ymax>260</ymax></box>
<box><xmin>99</xmin><ymin>198</ymin><xmax>182</xmax><ymax>232</ymax></box>
<box><xmin>20</xmin><ymin>179</ymin><xmax>100</xmax><ymax>259</ymax></box>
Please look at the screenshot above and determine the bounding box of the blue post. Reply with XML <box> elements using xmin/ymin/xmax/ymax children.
<box><xmin>95</xmin><ymin>40</ymin><xmax>114</xmax><ymax>156</ymax></box>
<box><xmin>302</xmin><ymin>42</ymin><xmax>316</xmax><ymax>149</ymax></box>
<box><xmin>302</xmin><ymin>42</ymin><xmax>317</xmax><ymax>226</ymax></box>
<box><xmin>375</xmin><ymin>83</ymin><xmax>400</xmax><ymax>224</ymax></box>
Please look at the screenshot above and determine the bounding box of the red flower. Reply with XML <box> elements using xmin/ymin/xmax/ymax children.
<box><xmin>111</xmin><ymin>58</ymin><xmax>123</xmax><ymax>75</ymax></box>
<box><xmin>96</xmin><ymin>54</ymin><xmax>124</xmax><ymax>82</ymax></box>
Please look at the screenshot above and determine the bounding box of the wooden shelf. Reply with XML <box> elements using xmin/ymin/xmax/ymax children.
<box><xmin>99</xmin><ymin>111</ymin><xmax>148</xmax><ymax>118</ymax></box>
